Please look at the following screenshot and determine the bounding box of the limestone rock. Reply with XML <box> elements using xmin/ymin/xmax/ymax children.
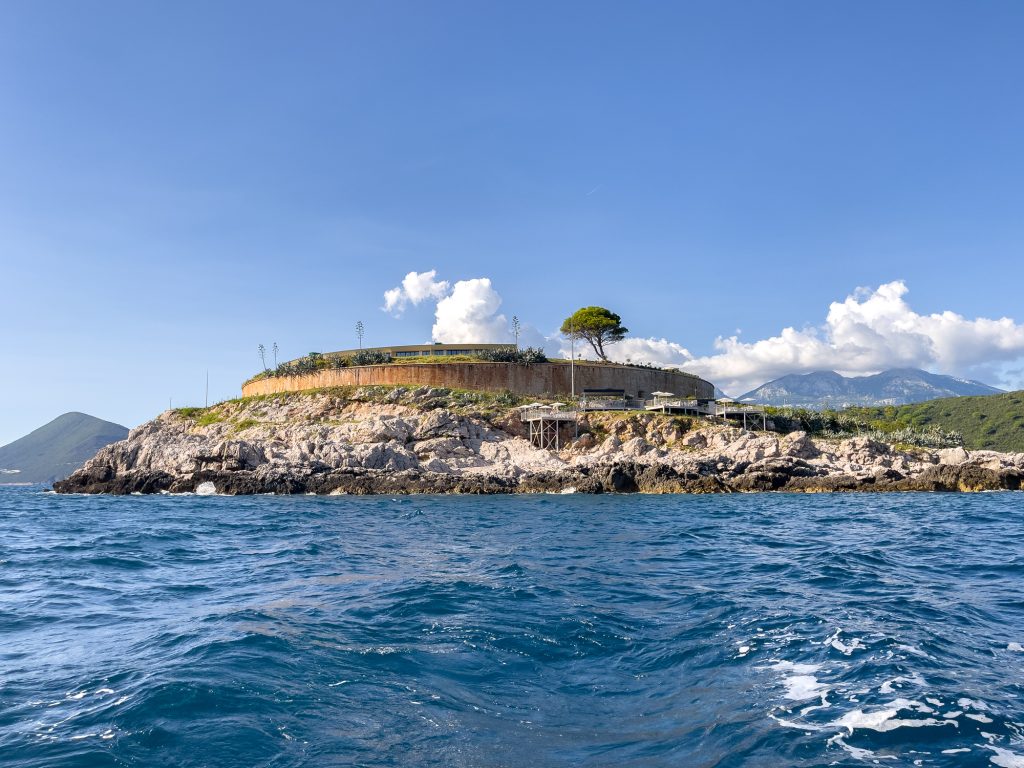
<box><xmin>51</xmin><ymin>389</ymin><xmax>1024</xmax><ymax>496</ymax></box>
<box><xmin>936</xmin><ymin>447</ymin><xmax>969</xmax><ymax>465</ymax></box>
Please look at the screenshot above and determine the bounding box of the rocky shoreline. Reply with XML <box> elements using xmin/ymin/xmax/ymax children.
<box><xmin>54</xmin><ymin>387</ymin><xmax>1024</xmax><ymax>495</ymax></box>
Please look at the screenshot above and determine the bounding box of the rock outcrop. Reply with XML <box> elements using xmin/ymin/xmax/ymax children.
<box><xmin>53</xmin><ymin>388</ymin><xmax>1024</xmax><ymax>495</ymax></box>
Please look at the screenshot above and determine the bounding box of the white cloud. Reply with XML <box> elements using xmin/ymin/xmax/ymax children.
<box><xmin>559</xmin><ymin>336</ymin><xmax>692</xmax><ymax>367</ymax></box>
<box><xmin>385</xmin><ymin>275</ymin><xmax>1024</xmax><ymax>394</ymax></box>
<box><xmin>432</xmin><ymin>278</ymin><xmax>511</xmax><ymax>343</ymax></box>
<box><xmin>680</xmin><ymin>280</ymin><xmax>1024</xmax><ymax>394</ymax></box>
<box><xmin>382</xmin><ymin>270</ymin><xmax>450</xmax><ymax>315</ymax></box>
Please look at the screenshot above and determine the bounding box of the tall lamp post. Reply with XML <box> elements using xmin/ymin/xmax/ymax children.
<box><xmin>570</xmin><ymin>318</ymin><xmax>575</xmax><ymax>398</ymax></box>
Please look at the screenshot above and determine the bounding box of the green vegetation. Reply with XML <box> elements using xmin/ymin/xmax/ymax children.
<box><xmin>172</xmin><ymin>406</ymin><xmax>226</xmax><ymax>426</ymax></box>
<box><xmin>765</xmin><ymin>393</ymin><xmax>1023</xmax><ymax>451</ymax></box>
<box><xmin>560</xmin><ymin>306</ymin><xmax>628</xmax><ymax>361</ymax></box>
<box><xmin>844</xmin><ymin>390</ymin><xmax>1024</xmax><ymax>452</ymax></box>
<box><xmin>349</xmin><ymin>349</ymin><xmax>392</xmax><ymax>366</ymax></box>
<box><xmin>475</xmin><ymin>346</ymin><xmax>547</xmax><ymax>364</ymax></box>
<box><xmin>768</xmin><ymin>406</ymin><xmax>965</xmax><ymax>448</ymax></box>
<box><xmin>244</xmin><ymin>347</ymin><xmax>550</xmax><ymax>384</ymax></box>
<box><xmin>174</xmin><ymin>407</ymin><xmax>207</xmax><ymax>419</ymax></box>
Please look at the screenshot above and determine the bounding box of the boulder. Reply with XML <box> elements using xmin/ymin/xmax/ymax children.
<box><xmin>936</xmin><ymin>447</ymin><xmax>969</xmax><ymax>465</ymax></box>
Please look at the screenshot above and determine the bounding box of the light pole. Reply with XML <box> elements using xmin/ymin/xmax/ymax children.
<box><xmin>570</xmin><ymin>318</ymin><xmax>575</xmax><ymax>398</ymax></box>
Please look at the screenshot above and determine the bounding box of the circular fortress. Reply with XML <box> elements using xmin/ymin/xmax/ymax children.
<box><xmin>241</xmin><ymin>343</ymin><xmax>715</xmax><ymax>401</ymax></box>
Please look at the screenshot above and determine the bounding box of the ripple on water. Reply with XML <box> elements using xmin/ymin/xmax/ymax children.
<box><xmin>1</xmin><ymin>487</ymin><xmax>1023</xmax><ymax>766</ymax></box>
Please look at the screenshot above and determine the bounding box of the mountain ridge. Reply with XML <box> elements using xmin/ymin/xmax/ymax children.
<box><xmin>738</xmin><ymin>368</ymin><xmax>1001</xmax><ymax>409</ymax></box>
<box><xmin>0</xmin><ymin>412</ymin><xmax>129</xmax><ymax>484</ymax></box>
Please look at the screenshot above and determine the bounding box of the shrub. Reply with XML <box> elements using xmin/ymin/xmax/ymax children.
<box><xmin>769</xmin><ymin>407</ymin><xmax>963</xmax><ymax>448</ymax></box>
<box><xmin>350</xmin><ymin>349</ymin><xmax>393</xmax><ymax>366</ymax></box>
<box><xmin>476</xmin><ymin>347</ymin><xmax>548</xmax><ymax>364</ymax></box>
<box><xmin>492</xmin><ymin>389</ymin><xmax>521</xmax><ymax>407</ymax></box>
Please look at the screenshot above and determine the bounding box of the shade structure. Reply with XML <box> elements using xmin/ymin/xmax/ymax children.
<box><xmin>649</xmin><ymin>391</ymin><xmax>675</xmax><ymax>397</ymax></box>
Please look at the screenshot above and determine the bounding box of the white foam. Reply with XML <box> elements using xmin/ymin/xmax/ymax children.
<box><xmin>769</xmin><ymin>712</ymin><xmax>825</xmax><ymax>732</ymax></box>
<box><xmin>772</xmin><ymin>661</ymin><xmax>828</xmax><ymax>701</ymax></box>
<box><xmin>827</xmin><ymin>734</ymin><xmax>896</xmax><ymax>761</ymax></box>
<box><xmin>942</xmin><ymin>748</ymin><xmax>971</xmax><ymax>754</ymax></box>
<box><xmin>1009</xmin><ymin>642</ymin><xmax>1024</xmax><ymax>652</ymax></box>
<box><xmin>960</xmin><ymin>697</ymin><xmax>991</xmax><ymax>711</ymax></box>
<box><xmin>897</xmin><ymin>643</ymin><xmax>933</xmax><ymax>658</ymax></box>
<box><xmin>825</xmin><ymin>629</ymin><xmax>865</xmax><ymax>656</ymax></box>
<box><xmin>880</xmin><ymin>673</ymin><xmax>925</xmax><ymax>694</ymax></box>
<box><xmin>800</xmin><ymin>694</ymin><xmax>831</xmax><ymax>716</ymax></box>
<box><xmin>967</xmin><ymin>714</ymin><xmax>995</xmax><ymax>724</ymax></box>
<box><xmin>988</xmin><ymin>746</ymin><xmax>1024</xmax><ymax>767</ymax></box>
<box><xmin>831</xmin><ymin>700</ymin><xmax>956</xmax><ymax>736</ymax></box>
<box><xmin>196</xmin><ymin>481</ymin><xmax>217</xmax><ymax>495</ymax></box>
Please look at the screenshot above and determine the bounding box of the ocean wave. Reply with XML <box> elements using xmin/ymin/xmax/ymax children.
<box><xmin>1</xmin><ymin>486</ymin><xmax>1022</xmax><ymax>766</ymax></box>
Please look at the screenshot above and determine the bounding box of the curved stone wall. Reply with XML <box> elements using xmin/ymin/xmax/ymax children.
<box><xmin>241</xmin><ymin>361</ymin><xmax>715</xmax><ymax>400</ymax></box>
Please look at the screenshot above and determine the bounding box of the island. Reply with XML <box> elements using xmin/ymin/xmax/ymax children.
<box><xmin>54</xmin><ymin>345</ymin><xmax>1024</xmax><ymax>495</ymax></box>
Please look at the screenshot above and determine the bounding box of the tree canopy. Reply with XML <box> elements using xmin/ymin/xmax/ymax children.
<box><xmin>560</xmin><ymin>306</ymin><xmax>628</xmax><ymax>361</ymax></box>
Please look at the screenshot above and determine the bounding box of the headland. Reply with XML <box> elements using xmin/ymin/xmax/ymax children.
<box><xmin>54</xmin><ymin>384</ymin><xmax>1024</xmax><ymax>495</ymax></box>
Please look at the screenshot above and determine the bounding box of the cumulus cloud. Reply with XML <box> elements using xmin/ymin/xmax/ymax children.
<box><xmin>432</xmin><ymin>278</ymin><xmax>511</xmax><ymax>343</ymax></box>
<box><xmin>382</xmin><ymin>270</ymin><xmax>450</xmax><ymax>315</ymax></box>
<box><xmin>680</xmin><ymin>281</ymin><xmax>1024</xmax><ymax>394</ymax></box>
<box><xmin>559</xmin><ymin>336</ymin><xmax>693</xmax><ymax>367</ymax></box>
<box><xmin>385</xmin><ymin>275</ymin><xmax>1024</xmax><ymax>394</ymax></box>
<box><xmin>382</xmin><ymin>270</ymin><xmax>516</xmax><ymax>343</ymax></box>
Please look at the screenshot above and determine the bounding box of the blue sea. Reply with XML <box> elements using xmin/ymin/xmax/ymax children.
<box><xmin>1</xmin><ymin>487</ymin><xmax>1023</xmax><ymax>767</ymax></box>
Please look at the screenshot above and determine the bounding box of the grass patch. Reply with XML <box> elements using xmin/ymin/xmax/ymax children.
<box><xmin>174</xmin><ymin>407</ymin><xmax>207</xmax><ymax>419</ymax></box>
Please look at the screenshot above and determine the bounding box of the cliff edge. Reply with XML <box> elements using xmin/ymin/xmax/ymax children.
<box><xmin>54</xmin><ymin>387</ymin><xmax>1024</xmax><ymax>495</ymax></box>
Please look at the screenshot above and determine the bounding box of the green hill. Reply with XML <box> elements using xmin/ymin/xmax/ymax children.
<box><xmin>847</xmin><ymin>390</ymin><xmax>1024</xmax><ymax>453</ymax></box>
<box><xmin>0</xmin><ymin>412</ymin><xmax>129</xmax><ymax>484</ymax></box>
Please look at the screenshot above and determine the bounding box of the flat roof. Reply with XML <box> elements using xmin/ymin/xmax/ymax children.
<box><xmin>325</xmin><ymin>343</ymin><xmax>513</xmax><ymax>358</ymax></box>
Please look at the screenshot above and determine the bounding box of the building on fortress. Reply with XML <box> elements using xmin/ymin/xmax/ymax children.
<box><xmin>325</xmin><ymin>343</ymin><xmax>514</xmax><ymax>359</ymax></box>
<box><xmin>243</xmin><ymin>343</ymin><xmax>716</xmax><ymax>402</ymax></box>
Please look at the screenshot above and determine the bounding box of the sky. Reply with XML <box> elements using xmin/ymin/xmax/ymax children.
<box><xmin>2</xmin><ymin>0</ymin><xmax>1024</xmax><ymax>444</ymax></box>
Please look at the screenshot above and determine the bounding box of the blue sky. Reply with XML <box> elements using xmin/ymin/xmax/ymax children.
<box><xmin>2</xmin><ymin>1</ymin><xmax>1024</xmax><ymax>444</ymax></box>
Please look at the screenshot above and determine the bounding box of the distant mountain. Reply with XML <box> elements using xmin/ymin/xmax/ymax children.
<box><xmin>0</xmin><ymin>412</ymin><xmax>129</xmax><ymax>484</ymax></box>
<box><xmin>738</xmin><ymin>368</ymin><xmax>1002</xmax><ymax>409</ymax></box>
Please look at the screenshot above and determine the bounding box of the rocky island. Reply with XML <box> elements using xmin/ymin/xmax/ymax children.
<box><xmin>54</xmin><ymin>386</ymin><xmax>1024</xmax><ymax>495</ymax></box>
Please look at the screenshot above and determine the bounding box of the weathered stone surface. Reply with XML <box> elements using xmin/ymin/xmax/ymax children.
<box><xmin>52</xmin><ymin>391</ymin><xmax>1024</xmax><ymax>496</ymax></box>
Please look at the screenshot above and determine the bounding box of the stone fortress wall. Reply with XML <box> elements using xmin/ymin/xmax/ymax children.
<box><xmin>241</xmin><ymin>361</ymin><xmax>715</xmax><ymax>400</ymax></box>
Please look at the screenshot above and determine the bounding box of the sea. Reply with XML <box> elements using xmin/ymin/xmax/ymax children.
<box><xmin>1</xmin><ymin>486</ymin><xmax>1022</xmax><ymax>767</ymax></box>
